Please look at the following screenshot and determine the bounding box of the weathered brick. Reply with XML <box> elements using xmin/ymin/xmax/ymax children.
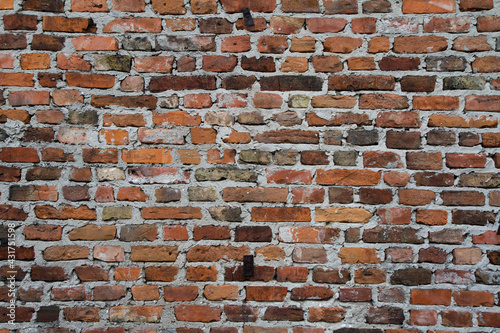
<box><xmin>109</xmin><ymin>306</ymin><xmax>162</xmax><ymax>323</ymax></box>
<box><xmin>391</xmin><ymin>268</ymin><xmax>431</xmax><ymax>286</ymax></box>
<box><xmin>224</xmin><ymin>305</ymin><xmax>258</xmax><ymax>322</ymax></box>
<box><xmin>246</xmin><ymin>286</ymin><xmax>287</xmax><ymax>301</ymax></box>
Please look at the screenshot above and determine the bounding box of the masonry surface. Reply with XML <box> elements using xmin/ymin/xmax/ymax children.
<box><xmin>0</xmin><ymin>0</ymin><xmax>499</xmax><ymax>332</ymax></box>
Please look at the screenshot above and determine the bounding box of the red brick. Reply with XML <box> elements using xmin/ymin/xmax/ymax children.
<box><xmin>446</xmin><ymin>153</ymin><xmax>486</xmax><ymax>168</ymax></box>
<box><xmin>416</xmin><ymin>209</ymin><xmax>447</xmax><ymax>225</ymax></box>
<box><xmin>270</xmin><ymin>16</ymin><xmax>304</xmax><ymax>34</ymax></box>
<box><xmin>317</xmin><ymin>169</ymin><xmax>381</xmax><ymax>186</ymax></box>
<box><xmin>91</xmin><ymin>95</ymin><xmax>157</xmax><ymax>110</ymax></box>
<box><xmin>478</xmin><ymin>312</ymin><xmax>500</xmax><ymax>327</ymax></box>
<box><xmin>465</xmin><ymin>95</ymin><xmax>500</xmax><ymax>112</ymax></box>
<box><xmin>35</xmin><ymin>205</ymin><xmax>96</xmax><ymax>220</ymax></box>
<box><xmin>377</xmin><ymin>207</ymin><xmax>411</xmax><ymax>225</ymax></box>
<box><xmin>460</xmin><ymin>0</ymin><xmax>493</xmax><ymax>11</ymax></box>
<box><xmin>453</xmin><ymin>247</ymin><xmax>482</xmax><ymax>265</ymax></box>
<box><xmin>0</xmin><ymin>54</ymin><xmax>14</xmax><ymax>68</ymax></box>
<box><xmin>94</xmin><ymin>246</ymin><xmax>124</xmax><ymax>262</ymax></box>
<box><xmin>251</xmin><ymin>207</ymin><xmax>310</xmax><ymax>222</ymax></box>
<box><xmin>348</xmin><ymin>57</ymin><xmax>376</xmax><ymax>70</ymax></box>
<box><xmin>0</xmin><ymin>0</ymin><xmax>13</xmax><ymax>9</ymax></box>
<box><xmin>104</xmin><ymin>17</ymin><xmax>160</xmax><ymax>33</ymax></box>
<box><xmin>442</xmin><ymin>190</ymin><xmax>485</xmax><ymax>206</ymax></box>
<box><xmin>473</xmin><ymin>230</ymin><xmax>500</xmax><ymax>244</ymax></box>
<box><xmin>174</xmin><ymin>305</ymin><xmax>221</xmax><ymax>322</ymax></box>
<box><xmin>254</xmin><ymin>93</ymin><xmax>282</xmax><ymax>109</ymax></box>
<box><xmin>292</xmin><ymin>188</ymin><xmax>325</xmax><ymax>204</ymax></box>
<box><xmin>246</xmin><ymin>286</ymin><xmax>287</xmax><ymax>301</ymax></box>
<box><xmin>186</xmin><ymin>265</ymin><xmax>217</xmax><ymax>281</ymax></box>
<box><xmin>9</xmin><ymin>91</ymin><xmax>49</xmax><ymax>106</ymax></box>
<box><xmin>69</xmin><ymin>225</ymin><xmax>116</xmax><ymax>241</ymax></box>
<box><xmin>282</xmin><ymin>0</ymin><xmax>320</xmax><ymax>12</ymax></box>
<box><xmin>204</xmin><ymin>285</ymin><xmax>238</xmax><ymax>301</ymax></box>
<box><xmin>64</xmin><ymin>307</ymin><xmax>100</xmax><ymax>322</ymax></box>
<box><xmin>191</xmin><ymin>0</ymin><xmax>217</xmax><ymax>13</ymax></box>
<box><xmin>442</xmin><ymin>310</ymin><xmax>473</xmax><ymax>327</ymax></box>
<box><xmin>339</xmin><ymin>287</ymin><xmax>372</xmax><ymax>302</ymax></box>
<box><xmin>394</xmin><ymin>36</ymin><xmax>448</xmax><ymax>53</ymax></box>
<box><xmin>20</xmin><ymin>54</ymin><xmax>50</xmax><ymax>70</ymax></box>
<box><xmin>72</xmin><ymin>36</ymin><xmax>118</xmax><ymax>51</ymax></box>
<box><xmin>453</xmin><ymin>290</ymin><xmax>494</xmax><ymax>307</ymax></box>
<box><xmin>57</xmin><ymin>53</ymin><xmax>91</xmax><ymax>71</ymax></box>
<box><xmin>291</xmin><ymin>286</ymin><xmax>333</xmax><ymax>301</ymax></box>
<box><xmin>411</xmin><ymin>289</ymin><xmax>452</xmax><ymax>305</ymax></box>
<box><xmin>71</xmin><ymin>0</ymin><xmax>109</xmax><ymax>12</ymax></box>
<box><xmin>94</xmin><ymin>286</ymin><xmax>126</xmax><ymax>301</ymax></box>
<box><xmin>0</xmin><ymin>147</ymin><xmax>39</xmax><ymax>163</ymax></box>
<box><xmin>406</xmin><ymin>152</ymin><xmax>442</xmax><ymax>170</ymax></box>
<box><xmin>52</xmin><ymin>90</ymin><xmax>83</xmax><ymax>106</ymax></box>
<box><xmin>379</xmin><ymin>56</ymin><xmax>420</xmax><ymax>71</ymax></box>
<box><xmin>112</xmin><ymin>0</ymin><xmax>145</xmax><ymax>12</ymax></box>
<box><xmin>362</xmin><ymin>95</ymin><xmax>409</xmax><ymax>110</ymax></box>
<box><xmin>369</xmin><ymin>37</ymin><xmax>390</xmax><ymax>53</ymax></box>
<box><xmin>163</xmin><ymin>286</ymin><xmax>198</xmax><ymax>302</ymax></box>
<box><xmin>151</xmin><ymin>0</ymin><xmax>185</xmax><ymax>13</ymax></box>
<box><xmin>399</xmin><ymin>189</ymin><xmax>435</xmax><ymax>206</ymax></box>
<box><xmin>4</xmin><ymin>14</ymin><xmax>37</xmax><ymax>30</ymax></box>
<box><xmin>477</xmin><ymin>16</ymin><xmax>500</xmax><ymax>32</ymax></box>
<box><xmin>223</xmin><ymin>187</ymin><xmax>287</xmax><ymax>203</ymax></box>
<box><xmin>66</xmin><ymin>72</ymin><xmax>115</xmax><ymax>89</ymax></box>
<box><xmin>352</xmin><ymin>17</ymin><xmax>376</xmax><ymax>33</ymax></box>
<box><xmin>220</xmin><ymin>0</ymin><xmax>276</xmax><ymax>13</ymax></box>
<box><xmin>338</xmin><ymin>247</ymin><xmax>380</xmax><ymax>264</ymax></box>
<box><xmin>307</xmin><ymin>18</ymin><xmax>347</xmax><ymax>33</ymax></box>
<box><xmin>131</xmin><ymin>285</ymin><xmax>159</xmax><ymax>301</ymax></box>
<box><xmin>41</xmin><ymin>148</ymin><xmax>74</xmax><ymax>162</ymax></box>
<box><xmin>324</xmin><ymin>37</ymin><xmax>362</xmax><ymax>53</ymax></box>
<box><xmin>402</xmin><ymin>0</ymin><xmax>455</xmax><ymax>13</ymax></box>
<box><xmin>52</xmin><ymin>285</ymin><xmax>87</xmax><ymax>301</ymax></box>
<box><xmin>275</xmin><ymin>267</ymin><xmax>308</xmax><ymax>282</ymax></box>
<box><xmin>43</xmin><ymin>16</ymin><xmax>95</xmax><ymax>33</ymax></box>
<box><xmin>324</xmin><ymin>0</ymin><xmax>358</xmax><ymax>14</ymax></box>
<box><xmin>186</xmin><ymin>245</ymin><xmax>250</xmax><ymax>262</ymax></box>
<box><xmin>257</xmin><ymin>36</ymin><xmax>288</xmax><ymax>53</ymax></box>
<box><xmin>145</xmin><ymin>266</ymin><xmax>178</xmax><ymax>282</ymax></box>
<box><xmin>225</xmin><ymin>264</ymin><xmax>274</xmax><ymax>281</ymax></box>
<box><xmin>424</xmin><ymin>17</ymin><xmax>470</xmax><ymax>32</ymax></box>
<box><xmin>409</xmin><ymin>310</ymin><xmax>438</xmax><ymax>326</ymax></box>
<box><xmin>308</xmin><ymin>307</ymin><xmax>345</xmax><ymax>323</ymax></box>
<box><xmin>109</xmin><ymin>306</ymin><xmax>162</xmax><ymax>323</ymax></box>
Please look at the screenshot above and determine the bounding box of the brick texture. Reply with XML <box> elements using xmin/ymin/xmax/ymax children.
<box><xmin>0</xmin><ymin>0</ymin><xmax>499</xmax><ymax>331</ymax></box>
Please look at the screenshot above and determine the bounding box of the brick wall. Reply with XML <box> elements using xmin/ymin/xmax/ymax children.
<box><xmin>0</xmin><ymin>0</ymin><xmax>499</xmax><ymax>331</ymax></box>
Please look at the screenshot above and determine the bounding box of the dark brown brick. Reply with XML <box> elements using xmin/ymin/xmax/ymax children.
<box><xmin>0</xmin><ymin>34</ymin><xmax>28</xmax><ymax>50</ymax></box>
<box><xmin>386</xmin><ymin>131</ymin><xmax>421</xmax><ymax>149</ymax></box>
<box><xmin>150</xmin><ymin>76</ymin><xmax>216</xmax><ymax>92</ymax></box>
<box><xmin>379</xmin><ymin>57</ymin><xmax>420</xmax><ymax>71</ymax></box>
<box><xmin>3</xmin><ymin>14</ymin><xmax>38</xmax><ymax>30</ymax></box>
<box><xmin>391</xmin><ymin>268</ymin><xmax>431</xmax><ymax>286</ymax></box>
<box><xmin>401</xmin><ymin>76</ymin><xmax>436</xmax><ymax>92</ymax></box>
<box><xmin>241</xmin><ymin>57</ymin><xmax>276</xmax><ymax>72</ymax></box>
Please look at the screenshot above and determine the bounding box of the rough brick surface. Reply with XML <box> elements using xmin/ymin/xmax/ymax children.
<box><xmin>0</xmin><ymin>0</ymin><xmax>499</xmax><ymax>331</ymax></box>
